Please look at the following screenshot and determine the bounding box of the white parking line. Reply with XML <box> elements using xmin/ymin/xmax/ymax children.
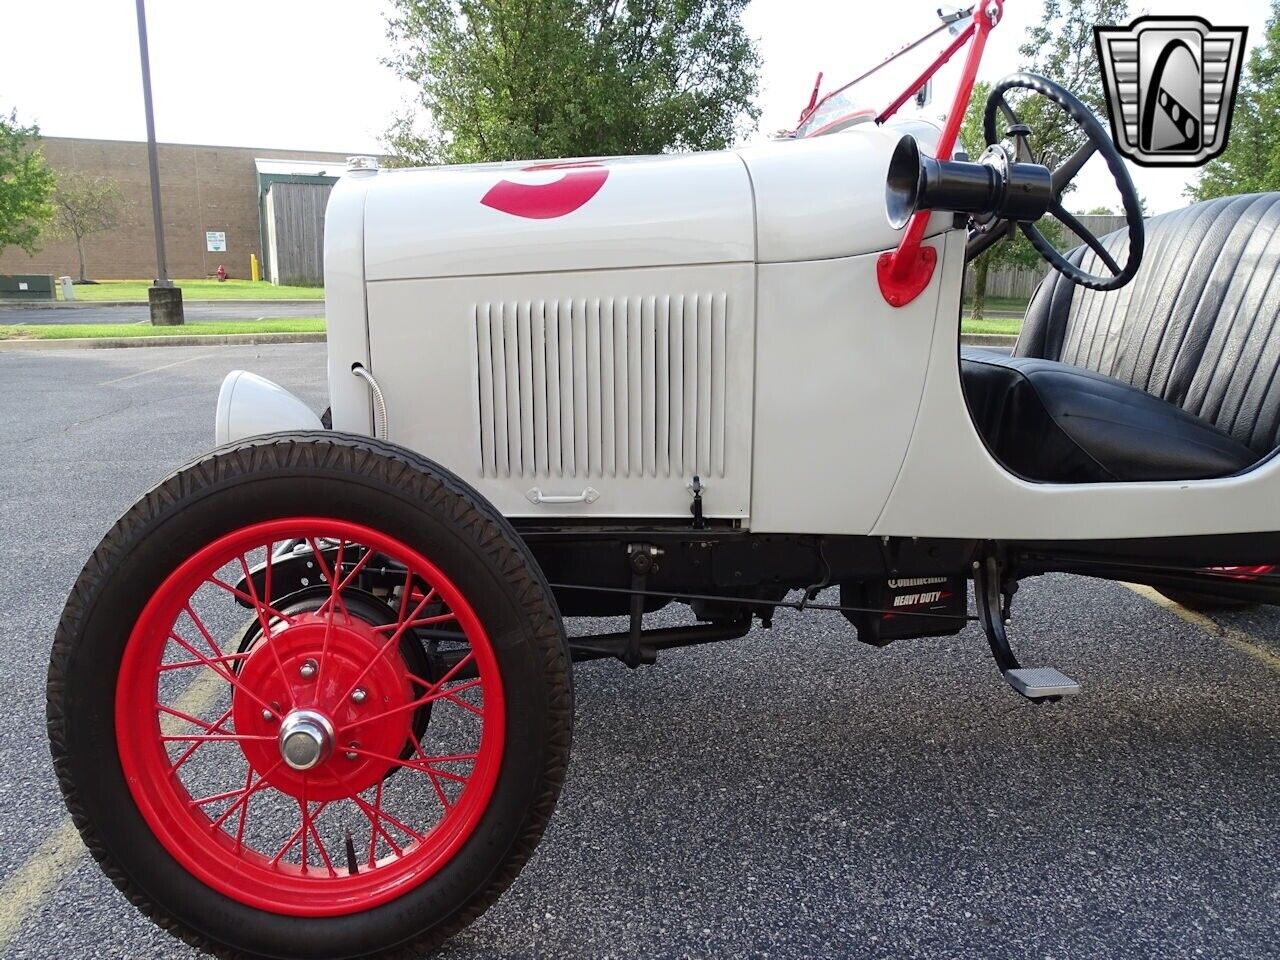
<box><xmin>0</xmin><ymin>672</ymin><xmax>224</xmax><ymax>952</ymax></box>
<box><xmin>98</xmin><ymin>353</ymin><xmax>210</xmax><ymax>386</ymax></box>
<box><xmin>1124</xmin><ymin>583</ymin><xmax>1280</xmax><ymax>673</ymax></box>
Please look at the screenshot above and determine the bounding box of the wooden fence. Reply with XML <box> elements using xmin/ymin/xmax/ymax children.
<box><xmin>963</xmin><ymin>213</ymin><xmax>1128</xmax><ymax>300</ymax></box>
<box><xmin>264</xmin><ymin>181</ymin><xmax>333</xmax><ymax>286</ymax></box>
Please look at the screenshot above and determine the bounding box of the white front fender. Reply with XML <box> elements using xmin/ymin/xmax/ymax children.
<box><xmin>215</xmin><ymin>370</ymin><xmax>323</xmax><ymax>445</ymax></box>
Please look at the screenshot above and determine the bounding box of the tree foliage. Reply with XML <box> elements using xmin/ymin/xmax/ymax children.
<box><xmin>0</xmin><ymin>107</ymin><xmax>55</xmax><ymax>259</ymax></box>
<box><xmin>51</xmin><ymin>173</ymin><xmax>127</xmax><ymax>282</ymax></box>
<box><xmin>1012</xmin><ymin>0</ymin><xmax>1129</xmax><ymax>169</ymax></box>
<box><xmin>1190</xmin><ymin>1</ymin><xmax>1280</xmax><ymax>201</ymax></box>
<box><xmin>959</xmin><ymin>0</ymin><xmax>1126</xmax><ymax>319</ymax></box>
<box><xmin>383</xmin><ymin>0</ymin><xmax>761</xmax><ymax>164</ymax></box>
<box><xmin>960</xmin><ymin>81</ymin><xmax>1062</xmax><ymax>320</ymax></box>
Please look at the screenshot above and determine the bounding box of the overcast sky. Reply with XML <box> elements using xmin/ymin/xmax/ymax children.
<box><xmin>1</xmin><ymin>0</ymin><xmax>1272</xmax><ymax>214</ymax></box>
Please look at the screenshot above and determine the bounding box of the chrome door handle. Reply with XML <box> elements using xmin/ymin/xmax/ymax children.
<box><xmin>525</xmin><ymin>487</ymin><xmax>600</xmax><ymax>505</ymax></box>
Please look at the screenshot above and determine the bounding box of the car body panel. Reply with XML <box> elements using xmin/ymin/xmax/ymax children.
<box><xmin>749</xmin><ymin>240</ymin><xmax>944</xmax><ymax>533</ymax></box>
<box><xmin>361</xmin><ymin>152</ymin><xmax>755</xmax><ymax>282</ymax></box>
<box><xmin>364</xmin><ymin>263</ymin><xmax>756</xmax><ymax>519</ymax></box>
<box><xmin>300</xmin><ymin>125</ymin><xmax>1280</xmax><ymax>540</ymax></box>
<box><xmin>324</xmin><ymin>170</ymin><xmax>375</xmax><ymax>436</ymax></box>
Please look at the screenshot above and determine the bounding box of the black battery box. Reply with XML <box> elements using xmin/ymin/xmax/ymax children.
<box><xmin>840</xmin><ymin>575</ymin><xmax>968</xmax><ymax>647</ymax></box>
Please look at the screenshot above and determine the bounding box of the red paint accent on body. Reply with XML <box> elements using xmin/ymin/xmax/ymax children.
<box><xmin>877</xmin><ymin>245</ymin><xmax>938</xmax><ymax>308</ymax></box>
<box><xmin>1206</xmin><ymin>564</ymin><xmax>1276</xmax><ymax>580</ymax></box>
<box><xmin>481</xmin><ymin>161</ymin><xmax>609</xmax><ymax>219</ymax></box>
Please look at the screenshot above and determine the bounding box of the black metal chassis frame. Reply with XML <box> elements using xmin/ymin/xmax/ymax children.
<box><xmin>240</xmin><ymin>523</ymin><xmax>1280</xmax><ymax>670</ymax></box>
<box><xmin>516</xmin><ymin>522</ymin><xmax>1280</xmax><ymax>664</ymax></box>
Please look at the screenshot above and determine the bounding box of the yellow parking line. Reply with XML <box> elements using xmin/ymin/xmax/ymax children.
<box><xmin>1124</xmin><ymin>583</ymin><xmax>1280</xmax><ymax>673</ymax></box>
<box><xmin>0</xmin><ymin>819</ymin><xmax>87</xmax><ymax>947</ymax></box>
<box><xmin>0</xmin><ymin>672</ymin><xmax>225</xmax><ymax>952</ymax></box>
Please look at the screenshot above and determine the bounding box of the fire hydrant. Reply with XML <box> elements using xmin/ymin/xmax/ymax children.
<box><xmin>215</xmin><ymin>264</ymin><xmax>228</xmax><ymax>282</ymax></box>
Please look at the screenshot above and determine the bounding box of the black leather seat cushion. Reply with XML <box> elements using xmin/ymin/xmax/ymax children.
<box><xmin>961</xmin><ymin>349</ymin><xmax>1255</xmax><ymax>483</ymax></box>
<box><xmin>961</xmin><ymin>192</ymin><xmax>1280</xmax><ymax>482</ymax></box>
<box><xmin>1017</xmin><ymin>193</ymin><xmax>1280</xmax><ymax>457</ymax></box>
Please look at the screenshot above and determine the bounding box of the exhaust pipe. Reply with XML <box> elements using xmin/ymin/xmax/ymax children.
<box><xmin>885</xmin><ymin>135</ymin><xmax>1053</xmax><ymax>230</ymax></box>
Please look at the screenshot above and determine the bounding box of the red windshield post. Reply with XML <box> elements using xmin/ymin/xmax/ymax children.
<box><xmin>876</xmin><ymin>22</ymin><xmax>977</xmax><ymax>126</ymax></box>
<box><xmin>878</xmin><ymin>1</ymin><xmax>1002</xmax><ymax>308</ymax></box>
<box><xmin>801</xmin><ymin>71</ymin><xmax>824</xmax><ymax>123</ymax></box>
<box><xmin>797</xmin><ymin>13</ymin><xmax>960</xmax><ymax>133</ymax></box>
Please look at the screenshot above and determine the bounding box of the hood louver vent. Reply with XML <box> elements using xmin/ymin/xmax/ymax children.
<box><xmin>474</xmin><ymin>294</ymin><xmax>729</xmax><ymax>480</ymax></box>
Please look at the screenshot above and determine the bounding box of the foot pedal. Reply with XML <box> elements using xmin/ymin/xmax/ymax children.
<box><xmin>1003</xmin><ymin>667</ymin><xmax>1080</xmax><ymax>700</ymax></box>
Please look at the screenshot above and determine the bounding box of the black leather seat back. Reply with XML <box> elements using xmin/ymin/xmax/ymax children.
<box><xmin>1016</xmin><ymin>193</ymin><xmax>1280</xmax><ymax>457</ymax></box>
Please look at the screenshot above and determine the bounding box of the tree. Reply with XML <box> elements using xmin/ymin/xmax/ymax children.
<box><xmin>51</xmin><ymin>173</ymin><xmax>126</xmax><ymax>282</ymax></box>
<box><xmin>1190</xmin><ymin>1</ymin><xmax>1280</xmax><ymax>201</ymax></box>
<box><xmin>1013</xmin><ymin>0</ymin><xmax>1129</xmax><ymax>168</ymax></box>
<box><xmin>0</xmin><ymin>107</ymin><xmax>55</xmax><ymax>259</ymax></box>
<box><xmin>1085</xmin><ymin>205</ymin><xmax>1115</xmax><ymax>215</ymax></box>
<box><xmin>960</xmin><ymin>0</ymin><xmax>1127</xmax><ymax>319</ymax></box>
<box><xmin>383</xmin><ymin>0</ymin><xmax>761</xmax><ymax>165</ymax></box>
<box><xmin>959</xmin><ymin>82</ymin><xmax>1062</xmax><ymax>321</ymax></box>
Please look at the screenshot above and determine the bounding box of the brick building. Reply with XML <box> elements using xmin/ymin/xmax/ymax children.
<box><xmin>0</xmin><ymin>136</ymin><xmax>361</xmax><ymax>282</ymax></box>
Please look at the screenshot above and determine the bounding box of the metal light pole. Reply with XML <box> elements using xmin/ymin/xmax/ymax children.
<box><xmin>135</xmin><ymin>0</ymin><xmax>183</xmax><ymax>325</ymax></box>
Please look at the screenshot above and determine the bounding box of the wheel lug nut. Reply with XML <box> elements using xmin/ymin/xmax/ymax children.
<box><xmin>351</xmin><ymin>688</ymin><xmax>367</xmax><ymax>704</ymax></box>
<box><xmin>345</xmin><ymin>742</ymin><xmax>360</xmax><ymax>761</ymax></box>
<box><xmin>299</xmin><ymin>659</ymin><xmax>318</xmax><ymax>680</ymax></box>
<box><xmin>262</xmin><ymin>708</ymin><xmax>275</xmax><ymax>722</ymax></box>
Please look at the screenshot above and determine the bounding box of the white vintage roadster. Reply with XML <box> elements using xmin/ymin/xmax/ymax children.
<box><xmin>47</xmin><ymin>4</ymin><xmax>1280</xmax><ymax>957</ymax></box>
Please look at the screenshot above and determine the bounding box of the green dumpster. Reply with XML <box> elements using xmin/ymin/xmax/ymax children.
<box><xmin>0</xmin><ymin>274</ymin><xmax>56</xmax><ymax>301</ymax></box>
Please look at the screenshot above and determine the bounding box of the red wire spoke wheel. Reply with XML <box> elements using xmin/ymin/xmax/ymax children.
<box><xmin>117</xmin><ymin>517</ymin><xmax>504</xmax><ymax>916</ymax></box>
<box><xmin>48</xmin><ymin>434</ymin><xmax>572</xmax><ymax>959</ymax></box>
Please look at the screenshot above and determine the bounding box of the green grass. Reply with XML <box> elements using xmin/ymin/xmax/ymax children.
<box><xmin>0</xmin><ymin>318</ymin><xmax>325</xmax><ymax>340</ymax></box>
<box><xmin>959</xmin><ymin>316</ymin><xmax>1021</xmax><ymax>336</ymax></box>
<box><xmin>961</xmin><ymin>295</ymin><xmax>1030</xmax><ymax>315</ymax></box>
<box><xmin>64</xmin><ymin>279</ymin><xmax>325</xmax><ymax>302</ymax></box>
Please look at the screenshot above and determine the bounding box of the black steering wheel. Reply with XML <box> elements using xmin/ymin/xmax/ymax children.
<box><xmin>966</xmin><ymin>72</ymin><xmax>1144</xmax><ymax>291</ymax></box>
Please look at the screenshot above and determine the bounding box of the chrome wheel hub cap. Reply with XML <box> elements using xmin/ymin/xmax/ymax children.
<box><xmin>277</xmin><ymin>709</ymin><xmax>334</xmax><ymax>771</ymax></box>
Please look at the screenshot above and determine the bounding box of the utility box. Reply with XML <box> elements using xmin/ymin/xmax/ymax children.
<box><xmin>0</xmin><ymin>274</ymin><xmax>56</xmax><ymax>300</ymax></box>
<box><xmin>59</xmin><ymin>276</ymin><xmax>76</xmax><ymax>301</ymax></box>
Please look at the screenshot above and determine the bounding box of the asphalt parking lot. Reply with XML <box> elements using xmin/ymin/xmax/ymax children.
<box><xmin>0</xmin><ymin>301</ymin><xmax>321</xmax><ymax>325</ymax></box>
<box><xmin>0</xmin><ymin>343</ymin><xmax>1277</xmax><ymax>960</ymax></box>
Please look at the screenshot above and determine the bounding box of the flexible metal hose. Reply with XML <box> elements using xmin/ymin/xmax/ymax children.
<box><xmin>351</xmin><ymin>364</ymin><xmax>389</xmax><ymax>439</ymax></box>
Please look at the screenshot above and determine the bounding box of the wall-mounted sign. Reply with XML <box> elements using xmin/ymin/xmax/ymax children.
<box><xmin>206</xmin><ymin>231</ymin><xmax>227</xmax><ymax>252</ymax></box>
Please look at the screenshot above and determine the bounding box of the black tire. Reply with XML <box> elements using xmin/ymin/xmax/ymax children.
<box><xmin>47</xmin><ymin>432</ymin><xmax>573</xmax><ymax>960</ymax></box>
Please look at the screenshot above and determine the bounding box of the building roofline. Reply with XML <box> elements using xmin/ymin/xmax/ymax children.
<box><xmin>34</xmin><ymin>133</ymin><xmax>378</xmax><ymax>156</ymax></box>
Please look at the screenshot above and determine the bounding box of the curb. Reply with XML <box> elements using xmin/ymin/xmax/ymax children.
<box><xmin>0</xmin><ymin>298</ymin><xmax>321</xmax><ymax>310</ymax></box>
<box><xmin>0</xmin><ymin>332</ymin><xmax>327</xmax><ymax>351</ymax></box>
<box><xmin>0</xmin><ymin>331</ymin><xmax>1016</xmax><ymax>353</ymax></box>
